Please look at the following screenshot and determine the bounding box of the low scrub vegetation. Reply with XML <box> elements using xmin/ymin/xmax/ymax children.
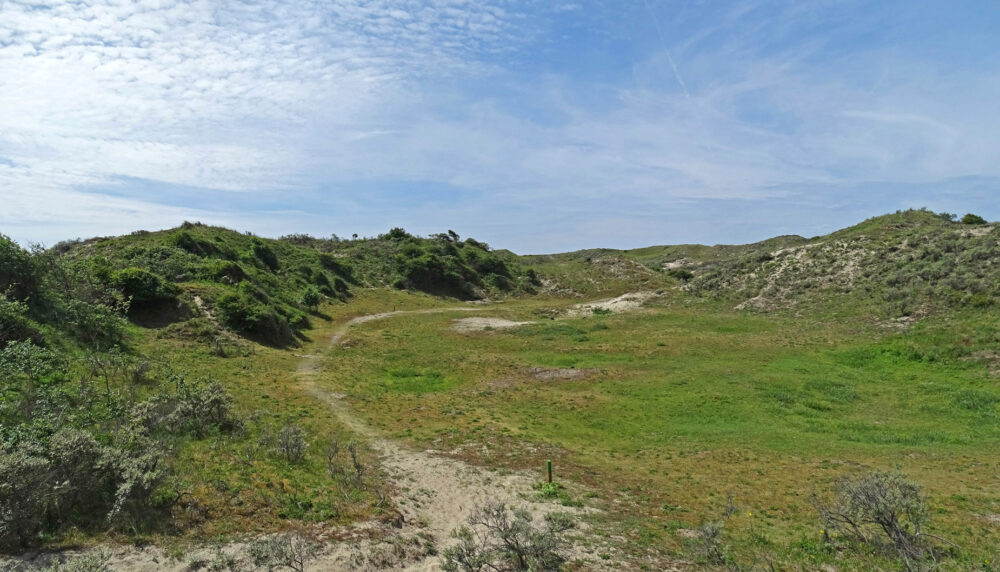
<box><xmin>442</xmin><ymin>502</ymin><xmax>575</xmax><ymax>572</ymax></box>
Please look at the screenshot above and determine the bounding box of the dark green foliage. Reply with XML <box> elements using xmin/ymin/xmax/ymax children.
<box><xmin>317</xmin><ymin>252</ymin><xmax>351</xmax><ymax>277</ymax></box>
<box><xmin>0</xmin><ymin>234</ymin><xmax>37</xmax><ymax>300</ymax></box>
<box><xmin>387</xmin><ymin>231</ymin><xmax>522</xmax><ymax>299</ymax></box>
<box><xmin>216</xmin><ymin>289</ymin><xmax>293</xmax><ymax>346</ymax></box>
<box><xmin>110</xmin><ymin>267</ymin><xmax>180</xmax><ymax>305</ymax></box>
<box><xmin>384</xmin><ymin>227</ymin><xmax>412</xmax><ymax>241</ymax></box>
<box><xmin>961</xmin><ymin>213</ymin><xmax>987</xmax><ymax>225</ymax></box>
<box><xmin>205</xmin><ymin>260</ymin><xmax>248</xmax><ymax>284</ymax></box>
<box><xmin>300</xmin><ymin>286</ymin><xmax>321</xmax><ymax>310</ymax></box>
<box><xmin>170</xmin><ymin>229</ymin><xmax>217</xmax><ymax>256</ymax></box>
<box><xmin>249</xmin><ymin>239</ymin><xmax>279</xmax><ymax>271</ymax></box>
<box><xmin>667</xmin><ymin>268</ymin><xmax>694</xmax><ymax>281</ymax></box>
<box><xmin>0</xmin><ymin>294</ymin><xmax>41</xmax><ymax>347</ymax></box>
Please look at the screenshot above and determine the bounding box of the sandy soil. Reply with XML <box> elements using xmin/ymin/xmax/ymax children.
<box><xmin>450</xmin><ymin>317</ymin><xmax>534</xmax><ymax>332</ymax></box>
<box><xmin>528</xmin><ymin>367</ymin><xmax>600</xmax><ymax>381</ymax></box>
<box><xmin>2</xmin><ymin>305</ymin><xmax>637</xmax><ymax>571</ymax></box>
<box><xmin>566</xmin><ymin>291</ymin><xmax>660</xmax><ymax>317</ymax></box>
<box><xmin>296</xmin><ymin>307</ymin><xmax>616</xmax><ymax>570</ymax></box>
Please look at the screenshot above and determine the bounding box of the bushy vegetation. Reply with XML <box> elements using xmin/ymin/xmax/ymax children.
<box><xmin>280</xmin><ymin>227</ymin><xmax>539</xmax><ymax>300</ymax></box>
<box><xmin>442</xmin><ymin>502</ymin><xmax>575</xmax><ymax>572</ymax></box>
<box><xmin>0</xmin><ymin>339</ymin><xmax>241</xmax><ymax>550</ymax></box>
<box><xmin>813</xmin><ymin>470</ymin><xmax>938</xmax><ymax>571</ymax></box>
<box><xmin>22</xmin><ymin>223</ymin><xmax>534</xmax><ymax>348</ymax></box>
<box><xmin>680</xmin><ymin>209</ymin><xmax>1000</xmax><ymax>317</ymax></box>
<box><xmin>110</xmin><ymin>267</ymin><xmax>180</xmax><ymax>306</ymax></box>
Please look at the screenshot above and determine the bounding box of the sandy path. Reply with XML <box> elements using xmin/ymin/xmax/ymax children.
<box><xmin>297</xmin><ymin>306</ymin><xmax>610</xmax><ymax>571</ymax></box>
<box><xmin>4</xmin><ymin>305</ymin><xmax>631</xmax><ymax>571</ymax></box>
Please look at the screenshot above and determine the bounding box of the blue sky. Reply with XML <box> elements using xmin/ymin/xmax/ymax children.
<box><xmin>1</xmin><ymin>0</ymin><xmax>998</xmax><ymax>253</ymax></box>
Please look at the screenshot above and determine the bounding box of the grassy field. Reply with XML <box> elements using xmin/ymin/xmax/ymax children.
<box><xmin>299</xmin><ymin>289</ymin><xmax>1000</xmax><ymax>569</ymax></box>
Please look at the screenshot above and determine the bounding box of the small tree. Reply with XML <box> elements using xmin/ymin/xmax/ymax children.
<box><xmin>300</xmin><ymin>286</ymin><xmax>321</xmax><ymax>311</ymax></box>
<box><xmin>961</xmin><ymin>213</ymin><xmax>988</xmax><ymax>225</ymax></box>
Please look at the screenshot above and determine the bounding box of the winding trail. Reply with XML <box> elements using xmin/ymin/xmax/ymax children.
<box><xmin>296</xmin><ymin>306</ymin><xmax>611</xmax><ymax>570</ymax></box>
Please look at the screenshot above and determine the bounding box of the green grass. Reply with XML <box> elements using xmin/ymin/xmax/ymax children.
<box><xmin>306</xmin><ymin>291</ymin><xmax>1000</xmax><ymax>569</ymax></box>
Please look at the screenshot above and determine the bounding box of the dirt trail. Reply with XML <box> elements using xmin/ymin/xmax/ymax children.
<box><xmin>297</xmin><ymin>306</ymin><xmax>611</xmax><ymax>570</ymax></box>
<box><xmin>4</xmin><ymin>304</ymin><xmax>640</xmax><ymax>571</ymax></box>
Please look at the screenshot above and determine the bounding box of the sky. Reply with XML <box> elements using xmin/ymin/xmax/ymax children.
<box><xmin>1</xmin><ymin>0</ymin><xmax>998</xmax><ymax>253</ymax></box>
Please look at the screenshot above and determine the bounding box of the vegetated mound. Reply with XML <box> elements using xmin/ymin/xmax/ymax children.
<box><xmin>27</xmin><ymin>224</ymin><xmax>538</xmax><ymax>347</ymax></box>
<box><xmin>279</xmin><ymin>227</ymin><xmax>540</xmax><ymax>300</ymax></box>
<box><xmin>677</xmin><ymin>209</ymin><xmax>999</xmax><ymax>317</ymax></box>
<box><xmin>520</xmin><ymin>251</ymin><xmax>672</xmax><ymax>298</ymax></box>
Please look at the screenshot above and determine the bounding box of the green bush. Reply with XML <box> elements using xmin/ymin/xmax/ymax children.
<box><xmin>961</xmin><ymin>213</ymin><xmax>988</xmax><ymax>225</ymax></box>
<box><xmin>301</xmin><ymin>286</ymin><xmax>321</xmax><ymax>310</ymax></box>
<box><xmin>216</xmin><ymin>291</ymin><xmax>293</xmax><ymax>346</ymax></box>
<box><xmin>110</xmin><ymin>267</ymin><xmax>179</xmax><ymax>305</ymax></box>
<box><xmin>667</xmin><ymin>268</ymin><xmax>694</xmax><ymax>281</ymax></box>
<box><xmin>0</xmin><ymin>448</ymin><xmax>51</xmax><ymax>549</ymax></box>
<box><xmin>61</xmin><ymin>298</ymin><xmax>127</xmax><ymax>347</ymax></box>
<box><xmin>205</xmin><ymin>260</ymin><xmax>248</xmax><ymax>284</ymax></box>
<box><xmin>0</xmin><ymin>234</ymin><xmax>37</xmax><ymax>300</ymax></box>
<box><xmin>0</xmin><ymin>294</ymin><xmax>41</xmax><ymax>347</ymax></box>
<box><xmin>249</xmin><ymin>239</ymin><xmax>279</xmax><ymax>271</ymax></box>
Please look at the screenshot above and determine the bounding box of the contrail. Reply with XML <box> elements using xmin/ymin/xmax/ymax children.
<box><xmin>642</xmin><ymin>0</ymin><xmax>691</xmax><ymax>99</ymax></box>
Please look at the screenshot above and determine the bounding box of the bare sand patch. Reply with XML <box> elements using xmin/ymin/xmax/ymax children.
<box><xmin>567</xmin><ymin>291</ymin><xmax>659</xmax><ymax>317</ymax></box>
<box><xmin>451</xmin><ymin>317</ymin><xmax>534</xmax><ymax>332</ymax></box>
<box><xmin>528</xmin><ymin>367</ymin><xmax>600</xmax><ymax>381</ymax></box>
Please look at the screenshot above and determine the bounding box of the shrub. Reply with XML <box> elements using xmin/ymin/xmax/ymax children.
<box><xmin>110</xmin><ymin>267</ymin><xmax>180</xmax><ymax>305</ymax></box>
<box><xmin>248</xmin><ymin>533</ymin><xmax>320</xmax><ymax>572</ymax></box>
<box><xmin>300</xmin><ymin>286</ymin><xmax>321</xmax><ymax>311</ymax></box>
<box><xmin>278</xmin><ymin>425</ymin><xmax>306</xmax><ymax>463</ymax></box>
<box><xmin>0</xmin><ymin>294</ymin><xmax>41</xmax><ymax>347</ymax></box>
<box><xmin>960</xmin><ymin>213</ymin><xmax>987</xmax><ymax>225</ymax></box>
<box><xmin>0</xmin><ymin>233</ymin><xmax>37</xmax><ymax>300</ymax></box>
<box><xmin>667</xmin><ymin>268</ymin><xmax>694</xmax><ymax>281</ymax></box>
<box><xmin>205</xmin><ymin>260</ymin><xmax>248</xmax><ymax>284</ymax></box>
<box><xmin>171</xmin><ymin>230</ymin><xmax>216</xmax><ymax>256</ymax></box>
<box><xmin>216</xmin><ymin>292</ymin><xmax>293</xmax><ymax>346</ymax></box>
<box><xmin>441</xmin><ymin>502</ymin><xmax>575</xmax><ymax>572</ymax></box>
<box><xmin>249</xmin><ymin>239</ymin><xmax>279</xmax><ymax>271</ymax></box>
<box><xmin>163</xmin><ymin>381</ymin><xmax>242</xmax><ymax>437</ymax></box>
<box><xmin>813</xmin><ymin>470</ymin><xmax>932</xmax><ymax>570</ymax></box>
<box><xmin>48</xmin><ymin>428</ymin><xmax>108</xmax><ymax>520</ymax></box>
<box><xmin>61</xmin><ymin>298</ymin><xmax>127</xmax><ymax>347</ymax></box>
<box><xmin>0</xmin><ymin>448</ymin><xmax>52</xmax><ymax>549</ymax></box>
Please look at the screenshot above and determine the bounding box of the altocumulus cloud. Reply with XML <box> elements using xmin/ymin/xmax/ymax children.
<box><xmin>1</xmin><ymin>0</ymin><xmax>999</xmax><ymax>252</ymax></box>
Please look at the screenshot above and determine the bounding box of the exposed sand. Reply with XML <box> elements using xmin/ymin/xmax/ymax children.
<box><xmin>566</xmin><ymin>291</ymin><xmax>660</xmax><ymax>317</ymax></box>
<box><xmin>450</xmin><ymin>317</ymin><xmax>534</xmax><ymax>332</ymax></box>
<box><xmin>528</xmin><ymin>367</ymin><xmax>600</xmax><ymax>381</ymax></box>
<box><xmin>2</xmin><ymin>306</ymin><xmax>639</xmax><ymax>571</ymax></box>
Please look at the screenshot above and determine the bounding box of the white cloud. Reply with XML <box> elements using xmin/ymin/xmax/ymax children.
<box><xmin>1</xmin><ymin>0</ymin><xmax>998</xmax><ymax>250</ymax></box>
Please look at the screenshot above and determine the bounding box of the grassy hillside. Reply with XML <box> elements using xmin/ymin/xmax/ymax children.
<box><xmin>49</xmin><ymin>223</ymin><xmax>537</xmax><ymax>346</ymax></box>
<box><xmin>0</xmin><ymin>224</ymin><xmax>533</xmax><ymax>553</ymax></box>
<box><xmin>532</xmin><ymin>208</ymin><xmax>998</xmax><ymax>319</ymax></box>
<box><xmin>3</xmin><ymin>210</ymin><xmax>999</xmax><ymax>570</ymax></box>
